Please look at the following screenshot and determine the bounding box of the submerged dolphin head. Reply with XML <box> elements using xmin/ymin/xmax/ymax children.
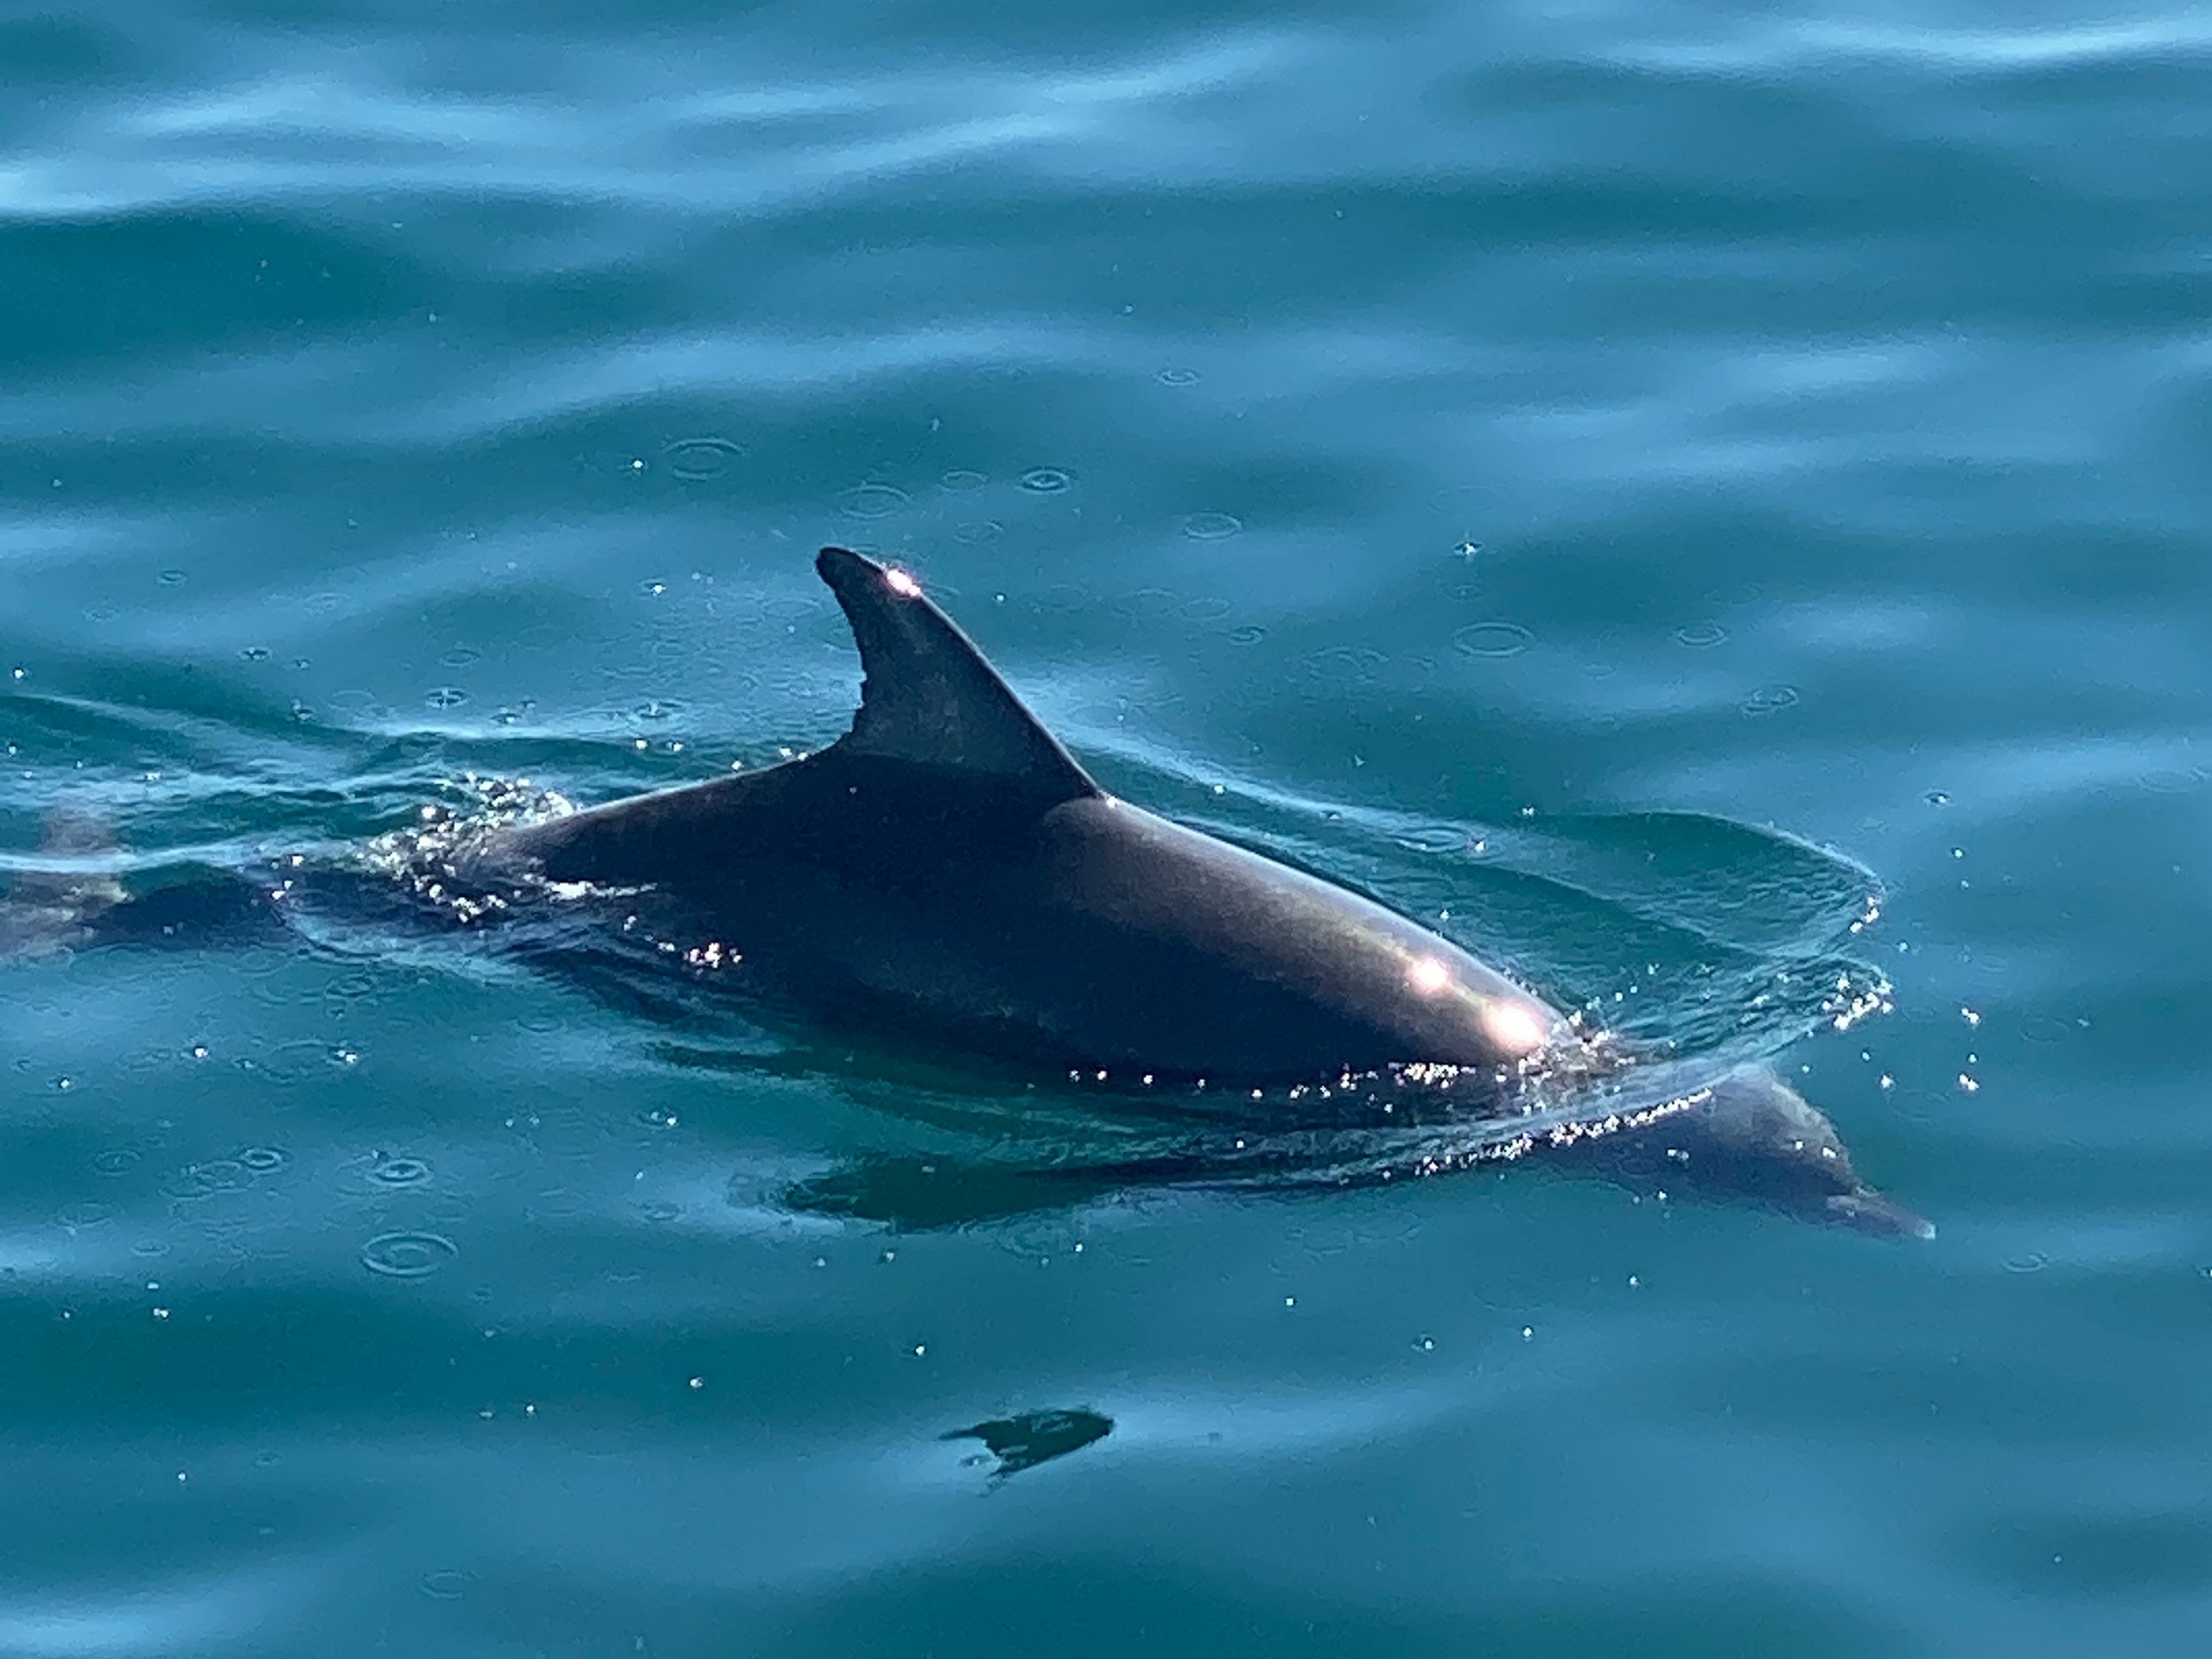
<box><xmin>1593</xmin><ymin>1067</ymin><xmax>1932</xmax><ymax>1237</ymax></box>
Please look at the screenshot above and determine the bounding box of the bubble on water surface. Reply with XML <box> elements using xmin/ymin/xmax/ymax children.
<box><xmin>1182</xmin><ymin>512</ymin><xmax>1243</xmax><ymax>540</ymax></box>
<box><xmin>367</xmin><ymin>1155</ymin><xmax>433</xmax><ymax>1190</ymax></box>
<box><xmin>664</xmin><ymin>437</ymin><xmax>742</xmax><ymax>480</ymax></box>
<box><xmin>361</xmin><ymin>1231</ymin><xmax>458</xmax><ymax>1279</ymax></box>
<box><xmin>162</xmin><ymin>1160</ymin><xmax>250</xmax><ymax>1200</ymax></box>
<box><xmin>837</xmin><ymin>483</ymin><xmax>910</xmax><ymax>520</ymax></box>
<box><xmin>1453</xmin><ymin>621</ymin><xmax>1533</xmax><ymax>659</ymax></box>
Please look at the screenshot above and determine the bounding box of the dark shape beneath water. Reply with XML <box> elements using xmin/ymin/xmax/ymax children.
<box><xmin>944</xmin><ymin>1409</ymin><xmax>1114</xmax><ymax>1479</ymax></box>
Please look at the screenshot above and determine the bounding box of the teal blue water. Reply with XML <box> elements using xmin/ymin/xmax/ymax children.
<box><xmin>5</xmin><ymin>1</ymin><xmax>2211</xmax><ymax>1652</ymax></box>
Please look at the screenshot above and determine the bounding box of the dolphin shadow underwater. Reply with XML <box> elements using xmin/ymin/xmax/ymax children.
<box><xmin>3</xmin><ymin>546</ymin><xmax>1929</xmax><ymax>1236</ymax></box>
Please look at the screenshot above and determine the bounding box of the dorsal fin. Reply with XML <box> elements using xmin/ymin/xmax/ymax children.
<box><xmin>815</xmin><ymin>546</ymin><xmax>1097</xmax><ymax>803</ymax></box>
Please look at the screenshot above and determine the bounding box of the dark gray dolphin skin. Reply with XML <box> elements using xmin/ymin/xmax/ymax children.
<box><xmin>501</xmin><ymin>548</ymin><xmax>1568</xmax><ymax>1086</ymax></box>
<box><xmin>491</xmin><ymin>547</ymin><xmax>1928</xmax><ymax>1236</ymax></box>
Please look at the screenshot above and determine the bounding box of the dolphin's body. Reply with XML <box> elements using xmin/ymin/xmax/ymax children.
<box><xmin>2</xmin><ymin>546</ymin><xmax>1927</xmax><ymax>1234</ymax></box>
<box><xmin>483</xmin><ymin>548</ymin><xmax>1925</xmax><ymax>1236</ymax></box>
<box><xmin>499</xmin><ymin>549</ymin><xmax>1565</xmax><ymax>1088</ymax></box>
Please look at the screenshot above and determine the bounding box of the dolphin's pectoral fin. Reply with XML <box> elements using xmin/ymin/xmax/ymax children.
<box><xmin>816</xmin><ymin>546</ymin><xmax>1097</xmax><ymax>804</ymax></box>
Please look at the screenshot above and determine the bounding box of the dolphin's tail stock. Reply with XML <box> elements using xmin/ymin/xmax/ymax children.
<box><xmin>1</xmin><ymin>803</ymin><xmax>283</xmax><ymax>958</ymax></box>
<box><xmin>0</xmin><ymin>802</ymin><xmax>128</xmax><ymax>956</ymax></box>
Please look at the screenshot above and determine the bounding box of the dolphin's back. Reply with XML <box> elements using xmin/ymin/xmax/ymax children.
<box><xmin>490</xmin><ymin>549</ymin><xmax>1565</xmax><ymax>1085</ymax></box>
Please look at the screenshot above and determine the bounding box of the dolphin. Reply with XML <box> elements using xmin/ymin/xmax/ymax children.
<box><xmin>1</xmin><ymin>545</ymin><xmax>1927</xmax><ymax>1235</ymax></box>
<box><xmin>481</xmin><ymin>547</ymin><xmax>1927</xmax><ymax>1236</ymax></box>
<box><xmin>498</xmin><ymin>548</ymin><xmax>1568</xmax><ymax>1087</ymax></box>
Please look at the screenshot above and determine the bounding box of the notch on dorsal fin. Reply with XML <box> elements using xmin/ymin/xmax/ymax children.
<box><xmin>815</xmin><ymin>547</ymin><xmax>1097</xmax><ymax>804</ymax></box>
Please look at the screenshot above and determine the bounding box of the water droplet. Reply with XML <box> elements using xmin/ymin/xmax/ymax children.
<box><xmin>1228</xmin><ymin>625</ymin><xmax>1267</xmax><ymax>645</ymax></box>
<box><xmin>640</xmin><ymin>1199</ymin><xmax>680</xmax><ymax>1222</ymax></box>
<box><xmin>1924</xmin><ymin>790</ymin><xmax>1950</xmax><ymax>806</ymax></box>
<box><xmin>664</xmin><ymin>437</ymin><xmax>742</xmax><ymax>481</ymax></box>
<box><xmin>939</xmin><ymin>468</ymin><xmax>988</xmax><ymax>493</ymax></box>
<box><xmin>1452</xmin><ymin>621</ymin><xmax>1533</xmax><ymax>659</ymax></box>
<box><xmin>1741</xmin><ymin>683</ymin><xmax>1800</xmax><ymax>716</ymax></box>
<box><xmin>1157</xmin><ymin>367</ymin><xmax>1200</xmax><ymax>386</ymax></box>
<box><xmin>1182</xmin><ymin>512</ymin><xmax>1242</xmax><ymax>541</ymax></box>
<box><xmin>836</xmin><ymin>483</ymin><xmax>910</xmax><ymax>520</ymax></box>
<box><xmin>953</xmin><ymin>519</ymin><xmax>1005</xmax><ymax>543</ymax></box>
<box><xmin>92</xmin><ymin>1147</ymin><xmax>143</xmax><ymax>1176</ymax></box>
<box><xmin>238</xmin><ymin>1147</ymin><xmax>288</xmax><ymax>1173</ymax></box>
<box><xmin>368</xmin><ymin>1155</ymin><xmax>432</xmax><ymax>1189</ymax></box>
<box><xmin>1019</xmin><ymin>467</ymin><xmax>1072</xmax><ymax>494</ymax></box>
<box><xmin>361</xmin><ymin>1231</ymin><xmax>458</xmax><ymax>1279</ymax></box>
<box><xmin>59</xmin><ymin>1200</ymin><xmax>113</xmax><ymax>1228</ymax></box>
<box><xmin>425</xmin><ymin>688</ymin><xmax>468</xmax><ymax>709</ymax></box>
<box><xmin>2004</xmin><ymin>1253</ymin><xmax>2047</xmax><ymax>1274</ymax></box>
<box><xmin>157</xmin><ymin>569</ymin><xmax>188</xmax><ymax>587</ymax></box>
<box><xmin>1674</xmin><ymin>621</ymin><xmax>1728</xmax><ymax>649</ymax></box>
<box><xmin>162</xmin><ymin>1160</ymin><xmax>249</xmax><ymax>1200</ymax></box>
<box><xmin>419</xmin><ymin>1569</ymin><xmax>475</xmax><ymax>1600</ymax></box>
<box><xmin>239</xmin><ymin>646</ymin><xmax>270</xmax><ymax>662</ymax></box>
<box><xmin>437</xmin><ymin>646</ymin><xmax>481</xmax><ymax>670</ymax></box>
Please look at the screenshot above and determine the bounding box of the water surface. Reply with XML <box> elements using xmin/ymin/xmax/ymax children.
<box><xmin>4</xmin><ymin>1</ymin><xmax>2211</xmax><ymax>1653</ymax></box>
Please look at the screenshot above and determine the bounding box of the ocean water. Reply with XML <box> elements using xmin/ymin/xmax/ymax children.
<box><xmin>4</xmin><ymin>0</ymin><xmax>2211</xmax><ymax>1652</ymax></box>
